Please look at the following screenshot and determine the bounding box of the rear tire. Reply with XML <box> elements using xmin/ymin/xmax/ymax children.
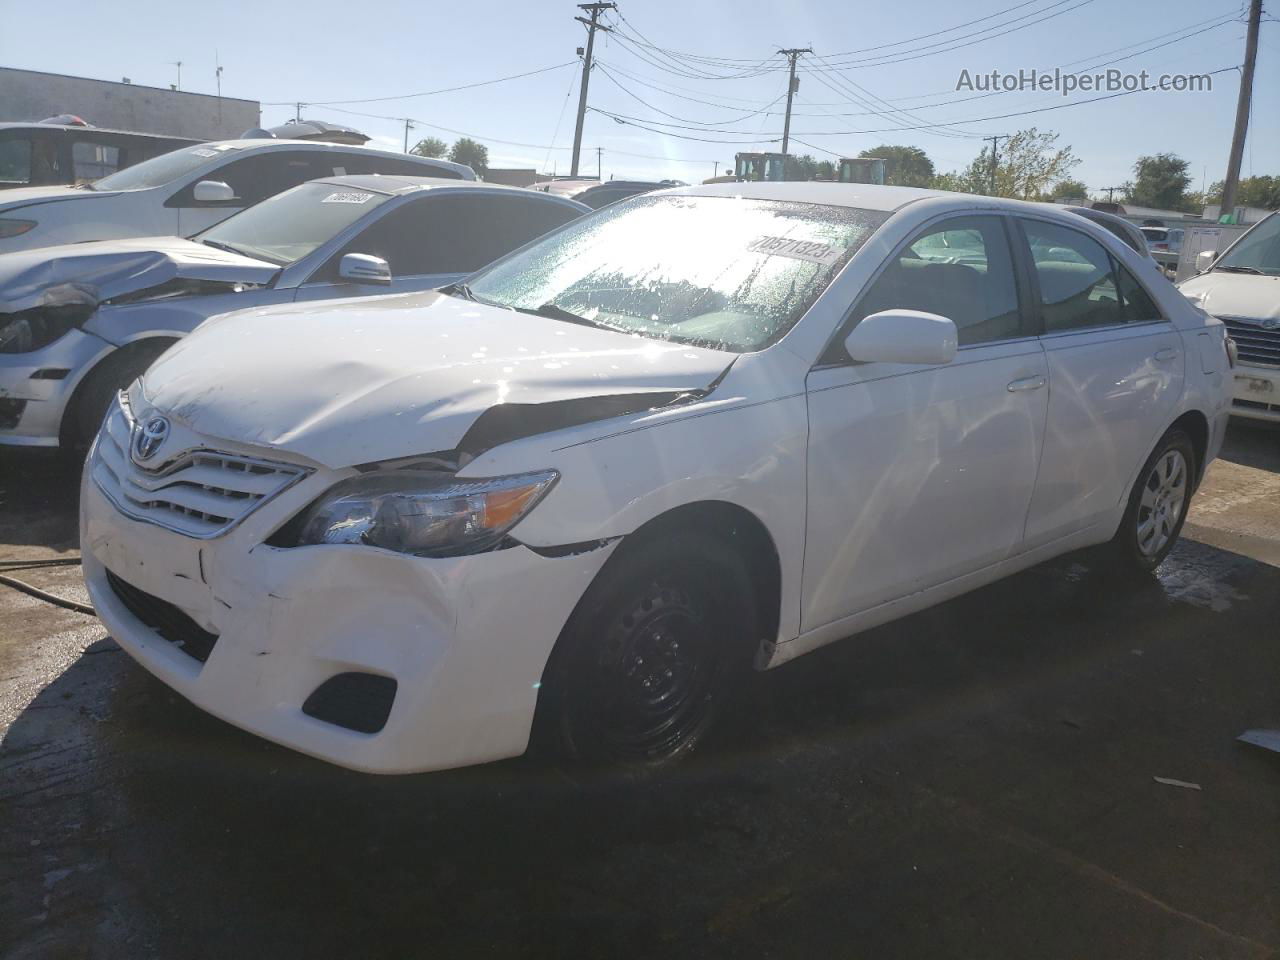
<box><xmin>540</xmin><ymin>531</ymin><xmax>757</xmax><ymax>770</ymax></box>
<box><xmin>67</xmin><ymin>341</ymin><xmax>172</xmax><ymax>450</ymax></box>
<box><xmin>1106</xmin><ymin>427</ymin><xmax>1196</xmax><ymax>573</ymax></box>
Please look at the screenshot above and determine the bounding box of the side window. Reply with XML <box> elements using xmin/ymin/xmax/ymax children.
<box><xmin>0</xmin><ymin>135</ymin><xmax>32</xmax><ymax>186</ymax></box>
<box><xmin>312</xmin><ymin>197</ymin><xmax>439</xmax><ymax>281</ymax></box>
<box><xmin>845</xmin><ymin>215</ymin><xmax>1023</xmax><ymax>350</ymax></box>
<box><xmin>170</xmin><ymin>151</ymin><xmax>324</xmax><ymax>207</ymax></box>
<box><xmin>72</xmin><ymin>140</ymin><xmax>121</xmax><ymax>182</ymax></box>
<box><xmin>1115</xmin><ymin>262</ymin><xmax>1161</xmax><ymax>323</ymax></box>
<box><xmin>427</xmin><ymin>195</ymin><xmax>581</xmax><ymax>272</ymax></box>
<box><xmin>1021</xmin><ymin>219</ymin><xmax>1127</xmax><ymax>332</ymax></box>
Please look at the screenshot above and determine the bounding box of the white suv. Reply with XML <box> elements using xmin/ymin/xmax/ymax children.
<box><xmin>1179</xmin><ymin>210</ymin><xmax>1280</xmax><ymax>422</ymax></box>
<box><xmin>80</xmin><ymin>183</ymin><xmax>1233</xmax><ymax>774</ymax></box>
<box><xmin>0</xmin><ymin>139</ymin><xmax>473</xmax><ymax>253</ymax></box>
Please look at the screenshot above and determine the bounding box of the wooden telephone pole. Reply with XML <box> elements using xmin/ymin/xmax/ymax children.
<box><xmin>570</xmin><ymin>2</ymin><xmax>614</xmax><ymax>177</ymax></box>
<box><xmin>1219</xmin><ymin>0</ymin><xmax>1263</xmax><ymax>221</ymax></box>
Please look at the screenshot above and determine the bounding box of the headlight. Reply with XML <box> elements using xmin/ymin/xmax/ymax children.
<box><xmin>296</xmin><ymin>470</ymin><xmax>558</xmax><ymax>556</ymax></box>
<box><xmin>0</xmin><ymin>218</ymin><xmax>36</xmax><ymax>239</ymax></box>
<box><xmin>0</xmin><ymin>303</ymin><xmax>94</xmax><ymax>354</ymax></box>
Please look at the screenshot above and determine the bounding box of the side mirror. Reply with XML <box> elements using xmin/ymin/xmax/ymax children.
<box><xmin>338</xmin><ymin>253</ymin><xmax>392</xmax><ymax>285</ymax></box>
<box><xmin>1196</xmin><ymin>250</ymin><xmax>1217</xmax><ymax>274</ymax></box>
<box><xmin>192</xmin><ymin>180</ymin><xmax>236</xmax><ymax>203</ymax></box>
<box><xmin>845</xmin><ymin>310</ymin><xmax>958</xmax><ymax>365</ymax></box>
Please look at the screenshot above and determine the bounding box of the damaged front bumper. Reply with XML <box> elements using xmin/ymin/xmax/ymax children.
<box><xmin>80</xmin><ymin>438</ymin><xmax>618</xmax><ymax>774</ymax></box>
<box><xmin>0</xmin><ymin>328</ymin><xmax>114</xmax><ymax>446</ymax></box>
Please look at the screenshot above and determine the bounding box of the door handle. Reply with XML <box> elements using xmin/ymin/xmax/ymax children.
<box><xmin>1154</xmin><ymin>348</ymin><xmax>1178</xmax><ymax>362</ymax></box>
<box><xmin>1007</xmin><ymin>375</ymin><xmax>1046</xmax><ymax>392</ymax></box>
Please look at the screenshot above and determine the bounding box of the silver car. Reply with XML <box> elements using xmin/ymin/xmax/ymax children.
<box><xmin>0</xmin><ymin>176</ymin><xmax>587</xmax><ymax>449</ymax></box>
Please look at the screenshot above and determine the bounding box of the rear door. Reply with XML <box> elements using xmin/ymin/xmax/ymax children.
<box><xmin>801</xmin><ymin>213</ymin><xmax>1049</xmax><ymax>630</ymax></box>
<box><xmin>1016</xmin><ymin>216</ymin><xmax>1184</xmax><ymax>548</ymax></box>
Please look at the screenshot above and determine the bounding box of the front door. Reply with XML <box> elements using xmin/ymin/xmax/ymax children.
<box><xmin>802</xmin><ymin>214</ymin><xmax>1048</xmax><ymax>632</ymax></box>
<box><xmin>1015</xmin><ymin>216</ymin><xmax>1184</xmax><ymax>548</ymax></box>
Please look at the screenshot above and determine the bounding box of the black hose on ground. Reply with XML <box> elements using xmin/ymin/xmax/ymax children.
<box><xmin>0</xmin><ymin>556</ymin><xmax>96</xmax><ymax>615</ymax></box>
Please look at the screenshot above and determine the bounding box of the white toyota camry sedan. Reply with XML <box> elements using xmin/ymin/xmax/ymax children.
<box><xmin>80</xmin><ymin>183</ymin><xmax>1234</xmax><ymax>774</ymax></box>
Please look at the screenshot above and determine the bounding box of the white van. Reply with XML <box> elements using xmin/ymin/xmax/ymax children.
<box><xmin>1179</xmin><ymin>211</ymin><xmax>1280</xmax><ymax>422</ymax></box>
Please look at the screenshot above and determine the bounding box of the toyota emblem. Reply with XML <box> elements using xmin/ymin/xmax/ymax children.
<box><xmin>133</xmin><ymin>416</ymin><xmax>170</xmax><ymax>462</ymax></box>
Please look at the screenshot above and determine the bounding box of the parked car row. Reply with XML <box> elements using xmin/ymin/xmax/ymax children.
<box><xmin>0</xmin><ymin>135</ymin><xmax>1251</xmax><ymax>775</ymax></box>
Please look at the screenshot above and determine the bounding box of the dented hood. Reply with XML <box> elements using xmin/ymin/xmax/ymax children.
<box><xmin>0</xmin><ymin>236</ymin><xmax>280</xmax><ymax>313</ymax></box>
<box><xmin>140</xmin><ymin>291</ymin><xmax>735</xmax><ymax>468</ymax></box>
<box><xmin>1179</xmin><ymin>271</ymin><xmax>1280</xmax><ymax>322</ymax></box>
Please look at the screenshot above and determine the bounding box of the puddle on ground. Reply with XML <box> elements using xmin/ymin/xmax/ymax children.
<box><xmin>1155</xmin><ymin>541</ymin><xmax>1252</xmax><ymax>613</ymax></box>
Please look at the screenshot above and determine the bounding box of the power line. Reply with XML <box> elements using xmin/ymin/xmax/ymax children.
<box><xmin>595</xmin><ymin>62</ymin><xmax>787</xmax><ymax>125</ymax></box>
<box><xmin>261</xmin><ymin>61</ymin><xmax>578</xmax><ymax>107</ymax></box>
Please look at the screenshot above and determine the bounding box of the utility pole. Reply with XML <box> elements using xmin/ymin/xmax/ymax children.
<box><xmin>170</xmin><ymin>60</ymin><xmax>182</xmax><ymax>91</ymax></box>
<box><xmin>713</xmin><ymin>161</ymin><xmax>719</xmax><ymax>178</ymax></box>
<box><xmin>1220</xmin><ymin>0</ymin><xmax>1262</xmax><ymax>222</ymax></box>
<box><xmin>403</xmin><ymin>119</ymin><xmax>414</xmax><ymax>153</ymax></box>
<box><xmin>570</xmin><ymin>2</ymin><xmax>614</xmax><ymax>177</ymax></box>
<box><xmin>983</xmin><ymin>134</ymin><xmax>1006</xmax><ymax>196</ymax></box>
<box><xmin>294</xmin><ymin>102</ymin><xmax>302</xmax><ymax>122</ymax></box>
<box><xmin>596</xmin><ymin>146</ymin><xmax>603</xmax><ymax>180</ymax></box>
<box><xmin>1101</xmin><ymin>186</ymin><xmax>1123</xmax><ymax>203</ymax></box>
<box><xmin>778</xmin><ymin>48</ymin><xmax>811</xmax><ymax>157</ymax></box>
<box><xmin>214</xmin><ymin>54</ymin><xmax>223</xmax><ymax>123</ymax></box>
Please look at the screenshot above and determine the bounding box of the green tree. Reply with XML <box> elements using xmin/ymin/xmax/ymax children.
<box><xmin>1124</xmin><ymin>153</ymin><xmax>1191</xmax><ymax>210</ymax></box>
<box><xmin>410</xmin><ymin>137</ymin><xmax>448</xmax><ymax>159</ymax></box>
<box><xmin>858</xmin><ymin>145</ymin><xmax>935</xmax><ymax>187</ymax></box>
<box><xmin>448</xmin><ymin>138</ymin><xmax>489</xmax><ymax>175</ymax></box>
<box><xmin>1204</xmin><ymin>176</ymin><xmax>1280</xmax><ymax>210</ymax></box>
<box><xmin>1045</xmin><ymin>178</ymin><xmax>1090</xmax><ymax>202</ymax></box>
<box><xmin>953</xmin><ymin>128</ymin><xmax>1080</xmax><ymax>200</ymax></box>
<box><xmin>784</xmin><ymin>154</ymin><xmax>832</xmax><ymax>180</ymax></box>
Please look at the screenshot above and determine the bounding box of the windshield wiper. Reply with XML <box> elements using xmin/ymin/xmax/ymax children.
<box><xmin>201</xmin><ymin>239</ymin><xmax>250</xmax><ymax>258</ymax></box>
<box><xmin>524</xmin><ymin>301</ymin><xmax>619</xmax><ymax>331</ymax></box>
<box><xmin>440</xmin><ymin>282</ymin><xmax>506</xmax><ymax>307</ymax></box>
<box><xmin>1216</xmin><ymin>265</ymin><xmax>1266</xmax><ymax>275</ymax></box>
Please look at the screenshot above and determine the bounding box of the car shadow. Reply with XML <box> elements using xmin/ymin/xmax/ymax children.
<box><xmin>0</xmin><ymin>448</ymin><xmax>83</xmax><ymax>552</ymax></box>
<box><xmin>4</xmin><ymin>528</ymin><xmax>1278</xmax><ymax>958</ymax></box>
<box><xmin>1218</xmin><ymin>418</ymin><xmax>1280</xmax><ymax>474</ymax></box>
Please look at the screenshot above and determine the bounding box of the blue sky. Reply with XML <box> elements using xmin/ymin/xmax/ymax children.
<box><xmin>2</xmin><ymin>0</ymin><xmax>1275</xmax><ymax>194</ymax></box>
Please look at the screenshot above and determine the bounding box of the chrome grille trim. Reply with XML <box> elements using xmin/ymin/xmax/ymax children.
<box><xmin>91</xmin><ymin>397</ymin><xmax>309</xmax><ymax>540</ymax></box>
<box><xmin>1220</xmin><ymin>316</ymin><xmax>1280</xmax><ymax>368</ymax></box>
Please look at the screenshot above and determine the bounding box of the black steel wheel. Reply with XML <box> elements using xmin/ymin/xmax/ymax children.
<box><xmin>543</xmin><ymin>531</ymin><xmax>756</xmax><ymax>768</ymax></box>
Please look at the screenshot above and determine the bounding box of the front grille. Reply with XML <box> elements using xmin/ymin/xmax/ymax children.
<box><xmin>1221</xmin><ymin>317</ymin><xmax>1280</xmax><ymax>367</ymax></box>
<box><xmin>1234</xmin><ymin>398</ymin><xmax>1279</xmax><ymax>414</ymax></box>
<box><xmin>91</xmin><ymin>399</ymin><xmax>306</xmax><ymax>539</ymax></box>
<box><xmin>105</xmin><ymin>569</ymin><xmax>219</xmax><ymax>663</ymax></box>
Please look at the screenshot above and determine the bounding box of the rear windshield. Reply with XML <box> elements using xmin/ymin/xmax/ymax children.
<box><xmin>93</xmin><ymin>144</ymin><xmax>241</xmax><ymax>191</ymax></box>
<box><xmin>196</xmin><ymin>181</ymin><xmax>392</xmax><ymax>265</ymax></box>
<box><xmin>463</xmin><ymin>195</ymin><xmax>887</xmax><ymax>353</ymax></box>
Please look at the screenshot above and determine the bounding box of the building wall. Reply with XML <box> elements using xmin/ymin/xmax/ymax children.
<box><xmin>0</xmin><ymin>67</ymin><xmax>259</xmax><ymax>141</ymax></box>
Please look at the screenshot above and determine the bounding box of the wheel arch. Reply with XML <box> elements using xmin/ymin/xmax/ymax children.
<box><xmin>1168</xmin><ymin>408</ymin><xmax>1210</xmax><ymax>489</ymax></box>
<box><xmin>58</xmin><ymin>335</ymin><xmax>178</xmax><ymax>447</ymax></box>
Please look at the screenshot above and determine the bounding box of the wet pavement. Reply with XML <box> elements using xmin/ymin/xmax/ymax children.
<box><xmin>2</xmin><ymin>424</ymin><xmax>1279</xmax><ymax>959</ymax></box>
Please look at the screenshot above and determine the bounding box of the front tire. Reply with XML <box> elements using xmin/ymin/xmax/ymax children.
<box><xmin>541</xmin><ymin>532</ymin><xmax>757</xmax><ymax>769</ymax></box>
<box><xmin>67</xmin><ymin>341</ymin><xmax>172</xmax><ymax>450</ymax></box>
<box><xmin>1107</xmin><ymin>427</ymin><xmax>1196</xmax><ymax>572</ymax></box>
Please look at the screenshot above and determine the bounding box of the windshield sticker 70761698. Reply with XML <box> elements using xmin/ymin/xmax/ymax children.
<box><xmin>747</xmin><ymin>236</ymin><xmax>842</xmax><ymax>266</ymax></box>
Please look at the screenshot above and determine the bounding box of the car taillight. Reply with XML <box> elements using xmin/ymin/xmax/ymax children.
<box><xmin>1225</xmin><ymin>334</ymin><xmax>1237</xmax><ymax>369</ymax></box>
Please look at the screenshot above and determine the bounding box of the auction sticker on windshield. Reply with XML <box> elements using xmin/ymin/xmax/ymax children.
<box><xmin>747</xmin><ymin>236</ymin><xmax>842</xmax><ymax>266</ymax></box>
<box><xmin>321</xmin><ymin>192</ymin><xmax>376</xmax><ymax>204</ymax></box>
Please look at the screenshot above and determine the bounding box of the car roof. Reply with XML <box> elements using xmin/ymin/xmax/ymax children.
<box><xmin>667</xmin><ymin>181</ymin><xmax>1031</xmax><ymax>212</ymax></box>
<box><xmin>308</xmin><ymin>174</ymin><xmax>590</xmax><ymax>205</ymax></box>
<box><xmin>189</xmin><ymin>139</ymin><xmax>475</xmax><ymax>175</ymax></box>
<box><xmin>0</xmin><ymin>121</ymin><xmax>194</xmax><ymax>141</ymax></box>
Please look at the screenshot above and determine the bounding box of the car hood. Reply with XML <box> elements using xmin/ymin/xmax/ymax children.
<box><xmin>139</xmin><ymin>291</ymin><xmax>735</xmax><ymax>468</ymax></box>
<box><xmin>0</xmin><ymin>236</ymin><xmax>280</xmax><ymax>313</ymax></box>
<box><xmin>1179</xmin><ymin>272</ymin><xmax>1280</xmax><ymax>321</ymax></box>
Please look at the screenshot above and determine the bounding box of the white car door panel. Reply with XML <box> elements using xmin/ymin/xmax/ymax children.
<box><xmin>1016</xmin><ymin>217</ymin><xmax>1184</xmax><ymax>548</ymax></box>
<box><xmin>801</xmin><ymin>213</ymin><xmax>1047</xmax><ymax>632</ymax></box>
<box><xmin>1026</xmin><ymin>324</ymin><xmax>1183</xmax><ymax>546</ymax></box>
<box><xmin>804</xmin><ymin>342</ymin><xmax>1048</xmax><ymax>630</ymax></box>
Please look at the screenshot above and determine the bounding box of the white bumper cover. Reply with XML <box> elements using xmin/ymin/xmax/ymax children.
<box><xmin>1230</xmin><ymin>364</ymin><xmax>1280</xmax><ymax>422</ymax></box>
<box><xmin>80</xmin><ymin>443</ymin><xmax>616</xmax><ymax>774</ymax></box>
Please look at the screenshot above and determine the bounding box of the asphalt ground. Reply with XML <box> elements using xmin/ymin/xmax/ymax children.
<box><xmin>2</xmin><ymin>421</ymin><xmax>1279</xmax><ymax>959</ymax></box>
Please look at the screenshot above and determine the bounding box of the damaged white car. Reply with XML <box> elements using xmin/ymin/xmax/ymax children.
<box><xmin>81</xmin><ymin>184</ymin><xmax>1233</xmax><ymax>774</ymax></box>
<box><xmin>0</xmin><ymin>176</ymin><xmax>586</xmax><ymax>448</ymax></box>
